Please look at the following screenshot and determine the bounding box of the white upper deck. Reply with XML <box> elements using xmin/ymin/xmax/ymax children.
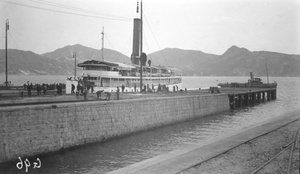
<box><xmin>78</xmin><ymin>59</ymin><xmax>181</xmax><ymax>77</ymax></box>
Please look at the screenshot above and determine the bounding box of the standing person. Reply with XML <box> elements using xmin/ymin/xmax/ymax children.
<box><xmin>57</xmin><ymin>84</ymin><xmax>61</xmax><ymax>95</ymax></box>
<box><xmin>71</xmin><ymin>84</ymin><xmax>75</xmax><ymax>94</ymax></box>
<box><xmin>59</xmin><ymin>84</ymin><xmax>63</xmax><ymax>95</ymax></box>
<box><xmin>56</xmin><ymin>84</ymin><xmax>59</xmax><ymax>95</ymax></box>
<box><xmin>76</xmin><ymin>83</ymin><xmax>80</xmax><ymax>96</ymax></box>
<box><xmin>39</xmin><ymin>84</ymin><xmax>42</xmax><ymax>95</ymax></box>
<box><xmin>134</xmin><ymin>83</ymin><xmax>137</xmax><ymax>92</ymax></box>
<box><xmin>27</xmin><ymin>83</ymin><xmax>31</xmax><ymax>96</ymax></box>
<box><xmin>57</xmin><ymin>84</ymin><xmax>59</xmax><ymax>95</ymax></box>
<box><xmin>121</xmin><ymin>84</ymin><xmax>125</xmax><ymax>93</ymax></box>
<box><xmin>38</xmin><ymin>84</ymin><xmax>42</xmax><ymax>95</ymax></box>
<box><xmin>87</xmin><ymin>85</ymin><xmax>90</xmax><ymax>93</ymax></box>
<box><xmin>43</xmin><ymin>84</ymin><xmax>47</xmax><ymax>95</ymax></box>
<box><xmin>116</xmin><ymin>87</ymin><xmax>120</xmax><ymax>100</ymax></box>
<box><xmin>83</xmin><ymin>87</ymin><xmax>88</xmax><ymax>100</ymax></box>
<box><xmin>80</xmin><ymin>84</ymin><xmax>84</xmax><ymax>94</ymax></box>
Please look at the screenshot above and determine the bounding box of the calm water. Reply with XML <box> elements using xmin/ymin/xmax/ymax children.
<box><xmin>0</xmin><ymin>75</ymin><xmax>300</xmax><ymax>174</ymax></box>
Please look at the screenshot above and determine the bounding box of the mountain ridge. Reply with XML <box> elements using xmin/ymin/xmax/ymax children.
<box><xmin>0</xmin><ymin>45</ymin><xmax>299</xmax><ymax>76</ymax></box>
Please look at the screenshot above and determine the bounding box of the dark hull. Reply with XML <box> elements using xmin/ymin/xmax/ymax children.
<box><xmin>218</xmin><ymin>82</ymin><xmax>277</xmax><ymax>88</ymax></box>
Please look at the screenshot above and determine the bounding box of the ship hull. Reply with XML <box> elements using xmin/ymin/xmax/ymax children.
<box><xmin>218</xmin><ymin>82</ymin><xmax>277</xmax><ymax>88</ymax></box>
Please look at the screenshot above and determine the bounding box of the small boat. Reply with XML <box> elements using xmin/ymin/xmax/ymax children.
<box><xmin>218</xmin><ymin>72</ymin><xmax>277</xmax><ymax>88</ymax></box>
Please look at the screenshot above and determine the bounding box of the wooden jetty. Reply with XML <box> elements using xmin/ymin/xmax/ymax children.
<box><xmin>227</xmin><ymin>88</ymin><xmax>277</xmax><ymax>109</ymax></box>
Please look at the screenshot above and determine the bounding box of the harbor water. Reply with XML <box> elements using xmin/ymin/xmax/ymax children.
<box><xmin>0</xmin><ymin>76</ymin><xmax>300</xmax><ymax>174</ymax></box>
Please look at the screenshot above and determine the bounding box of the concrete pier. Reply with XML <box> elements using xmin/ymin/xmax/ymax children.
<box><xmin>0</xmin><ymin>93</ymin><xmax>229</xmax><ymax>163</ymax></box>
<box><xmin>0</xmin><ymin>87</ymin><xmax>277</xmax><ymax>163</ymax></box>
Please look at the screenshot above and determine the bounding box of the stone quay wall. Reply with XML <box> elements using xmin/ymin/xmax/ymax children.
<box><xmin>0</xmin><ymin>94</ymin><xmax>229</xmax><ymax>163</ymax></box>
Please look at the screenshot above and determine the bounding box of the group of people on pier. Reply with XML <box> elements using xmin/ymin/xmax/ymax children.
<box><xmin>24</xmin><ymin>82</ymin><xmax>65</xmax><ymax>96</ymax></box>
<box><xmin>70</xmin><ymin>79</ymin><xmax>94</xmax><ymax>100</ymax></box>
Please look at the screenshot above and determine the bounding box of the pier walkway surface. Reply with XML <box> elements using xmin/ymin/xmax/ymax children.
<box><xmin>108</xmin><ymin>109</ymin><xmax>300</xmax><ymax>174</ymax></box>
<box><xmin>0</xmin><ymin>87</ymin><xmax>268</xmax><ymax>106</ymax></box>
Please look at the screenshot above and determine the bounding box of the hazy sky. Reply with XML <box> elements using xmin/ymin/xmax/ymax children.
<box><xmin>0</xmin><ymin>0</ymin><xmax>299</xmax><ymax>57</ymax></box>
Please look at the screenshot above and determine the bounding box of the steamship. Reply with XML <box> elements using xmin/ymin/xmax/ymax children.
<box><xmin>218</xmin><ymin>72</ymin><xmax>277</xmax><ymax>88</ymax></box>
<box><xmin>66</xmin><ymin>1</ymin><xmax>182</xmax><ymax>93</ymax></box>
<box><xmin>76</xmin><ymin>59</ymin><xmax>182</xmax><ymax>93</ymax></box>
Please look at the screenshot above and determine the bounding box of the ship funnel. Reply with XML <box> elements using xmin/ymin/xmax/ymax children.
<box><xmin>250</xmin><ymin>72</ymin><xmax>254</xmax><ymax>80</ymax></box>
<box><xmin>131</xmin><ymin>18</ymin><xmax>141</xmax><ymax>65</ymax></box>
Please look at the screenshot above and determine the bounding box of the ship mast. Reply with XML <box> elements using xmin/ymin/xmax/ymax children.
<box><xmin>5</xmin><ymin>19</ymin><xmax>9</xmax><ymax>87</ymax></box>
<box><xmin>101</xmin><ymin>26</ymin><xmax>104</xmax><ymax>61</ymax></box>
<box><xmin>140</xmin><ymin>0</ymin><xmax>143</xmax><ymax>55</ymax></box>
<box><xmin>265</xmin><ymin>61</ymin><xmax>269</xmax><ymax>84</ymax></box>
<box><xmin>139</xmin><ymin>0</ymin><xmax>143</xmax><ymax>92</ymax></box>
<box><xmin>73</xmin><ymin>53</ymin><xmax>76</xmax><ymax>78</ymax></box>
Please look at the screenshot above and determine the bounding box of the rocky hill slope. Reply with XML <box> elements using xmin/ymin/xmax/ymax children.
<box><xmin>1</xmin><ymin>45</ymin><xmax>299</xmax><ymax>76</ymax></box>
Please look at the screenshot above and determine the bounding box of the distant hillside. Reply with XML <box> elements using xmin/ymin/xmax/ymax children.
<box><xmin>0</xmin><ymin>49</ymin><xmax>66</xmax><ymax>75</ymax></box>
<box><xmin>149</xmin><ymin>46</ymin><xmax>300</xmax><ymax>76</ymax></box>
<box><xmin>206</xmin><ymin>46</ymin><xmax>300</xmax><ymax>76</ymax></box>
<box><xmin>0</xmin><ymin>44</ymin><xmax>131</xmax><ymax>75</ymax></box>
<box><xmin>1</xmin><ymin>45</ymin><xmax>299</xmax><ymax>76</ymax></box>
<box><xmin>148</xmin><ymin>48</ymin><xmax>218</xmax><ymax>76</ymax></box>
<box><xmin>42</xmin><ymin>44</ymin><xmax>131</xmax><ymax>74</ymax></box>
<box><xmin>42</xmin><ymin>44</ymin><xmax>130</xmax><ymax>64</ymax></box>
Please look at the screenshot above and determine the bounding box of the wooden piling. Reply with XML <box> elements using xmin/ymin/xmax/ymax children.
<box><xmin>238</xmin><ymin>94</ymin><xmax>242</xmax><ymax>107</ymax></box>
<box><xmin>229</xmin><ymin>94</ymin><xmax>235</xmax><ymax>109</ymax></box>
<box><xmin>227</xmin><ymin>88</ymin><xmax>276</xmax><ymax>109</ymax></box>
<box><xmin>246</xmin><ymin>93</ymin><xmax>249</xmax><ymax>106</ymax></box>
